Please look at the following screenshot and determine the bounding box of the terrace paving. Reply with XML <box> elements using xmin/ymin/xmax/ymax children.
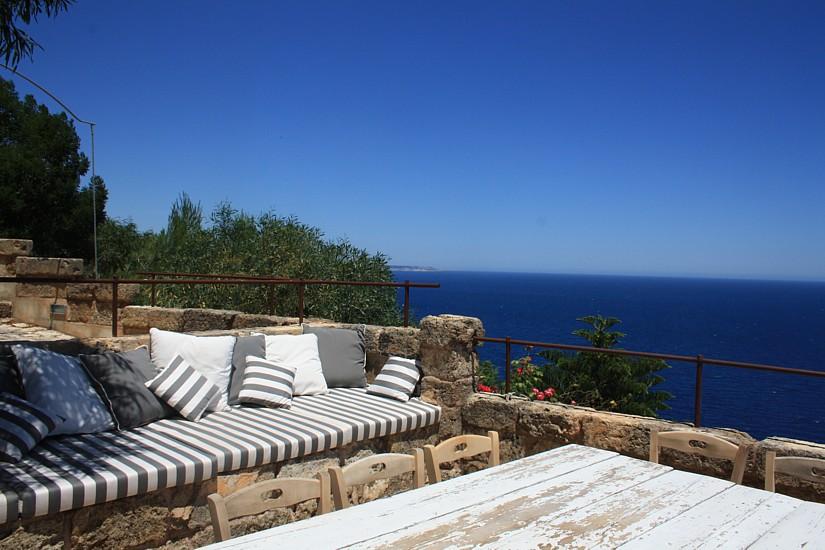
<box><xmin>0</xmin><ymin>318</ymin><xmax>76</xmax><ymax>342</ymax></box>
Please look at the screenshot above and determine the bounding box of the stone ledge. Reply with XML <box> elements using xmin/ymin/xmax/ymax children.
<box><xmin>14</xmin><ymin>257</ymin><xmax>83</xmax><ymax>278</ymax></box>
<box><xmin>0</xmin><ymin>239</ymin><xmax>33</xmax><ymax>257</ymax></box>
<box><xmin>462</xmin><ymin>393</ymin><xmax>825</xmax><ymax>503</ymax></box>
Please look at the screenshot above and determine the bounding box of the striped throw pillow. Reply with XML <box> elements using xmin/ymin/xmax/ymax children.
<box><xmin>238</xmin><ymin>356</ymin><xmax>297</xmax><ymax>408</ymax></box>
<box><xmin>0</xmin><ymin>392</ymin><xmax>63</xmax><ymax>463</ymax></box>
<box><xmin>366</xmin><ymin>357</ymin><xmax>422</xmax><ymax>402</ymax></box>
<box><xmin>145</xmin><ymin>355</ymin><xmax>221</xmax><ymax>421</ymax></box>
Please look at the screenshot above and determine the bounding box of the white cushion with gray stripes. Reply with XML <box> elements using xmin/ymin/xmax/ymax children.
<box><xmin>238</xmin><ymin>356</ymin><xmax>296</xmax><ymax>408</ymax></box>
<box><xmin>0</xmin><ymin>393</ymin><xmax>62</xmax><ymax>463</ymax></box>
<box><xmin>0</xmin><ymin>388</ymin><xmax>439</xmax><ymax>525</ymax></box>
<box><xmin>366</xmin><ymin>357</ymin><xmax>421</xmax><ymax>402</ymax></box>
<box><xmin>146</xmin><ymin>355</ymin><xmax>221</xmax><ymax>422</ymax></box>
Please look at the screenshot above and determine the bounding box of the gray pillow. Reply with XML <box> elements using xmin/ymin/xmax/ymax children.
<box><xmin>228</xmin><ymin>334</ymin><xmax>266</xmax><ymax>405</ymax></box>
<box><xmin>78</xmin><ymin>347</ymin><xmax>171</xmax><ymax>430</ymax></box>
<box><xmin>302</xmin><ymin>325</ymin><xmax>367</xmax><ymax>388</ymax></box>
<box><xmin>11</xmin><ymin>345</ymin><xmax>116</xmax><ymax>435</ymax></box>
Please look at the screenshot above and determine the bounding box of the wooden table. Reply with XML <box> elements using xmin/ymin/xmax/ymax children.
<box><xmin>206</xmin><ymin>444</ymin><xmax>825</xmax><ymax>549</ymax></box>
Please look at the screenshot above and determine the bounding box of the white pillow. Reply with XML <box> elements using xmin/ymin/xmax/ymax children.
<box><xmin>149</xmin><ymin>328</ymin><xmax>235</xmax><ymax>411</ymax></box>
<box><xmin>260</xmin><ymin>333</ymin><xmax>328</xmax><ymax>396</ymax></box>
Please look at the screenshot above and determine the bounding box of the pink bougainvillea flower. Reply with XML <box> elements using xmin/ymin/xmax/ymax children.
<box><xmin>531</xmin><ymin>387</ymin><xmax>540</xmax><ymax>394</ymax></box>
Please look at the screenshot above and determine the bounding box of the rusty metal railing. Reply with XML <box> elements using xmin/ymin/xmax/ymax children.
<box><xmin>474</xmin><ymin>335</ymin><xmax>825</xmax><ymax>427</ymax></box>
<box><xmin>0</xmin><ymin>274</ymin><xmax>439</xmax><ymax>335</ymax></box>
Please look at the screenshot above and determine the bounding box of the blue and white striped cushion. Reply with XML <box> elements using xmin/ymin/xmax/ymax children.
<box><xmin>366</xmin><ymin>357</ymin><xmax>421</xmax><ymax>402</ymax></box>
<box><xmin>0</xmin><ymin>392</ymin><xmax>62</xmax><ymax>463</ymax></box>
<box><xmin>238</xmin><ymin>356</ymin><xmax>296</xmax><ymax>408</ymax></box>
<box><xmin>146</xmin><ymin>355</ymin><xmax>221</xmax><ymax>421</ymax></box>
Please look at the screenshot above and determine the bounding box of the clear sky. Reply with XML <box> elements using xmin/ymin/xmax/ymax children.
<box><xmin>7</xmin><ymin>1</ymin><xmax>825</xmax><ymax>280</ymax></box>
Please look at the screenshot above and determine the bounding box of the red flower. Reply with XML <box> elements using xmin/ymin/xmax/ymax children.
<box><xmin>516</xmin><ymin>367</ymin><xmax>524</xmax><ymax>375</ymax></box>
<box><xmin>536</xmin><ymin>391</ymin><xmax>546</xmax><ymax>401</ymax></box>
<box><xmin>477</xmin><ymin>384</ymin><xmax>492</xmax><ymax>393</ymax></box>
<box><xmin>545</xmin><ymin>387</ymin><xmax>556</xmax><ymax>397</ymax></box>
<box><xmin>531</xmin><ymin>387</ymin><xmax>540</xmax><ymax>394</ymax></box>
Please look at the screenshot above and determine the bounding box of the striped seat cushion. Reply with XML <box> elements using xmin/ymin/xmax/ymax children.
<box><xmin>0</xmin><ymin>484</ymin><xmax>18</xmax><ymax>526</ymax></box>
<box><xmin>0</xmin><ymin>423</ymin><xmax>217</xmax><ymax>520</ymax></box>
<box><xmin>0</xmin><ymin>388</ymin><xmax>440</xmax><ymax>524</ymax></box>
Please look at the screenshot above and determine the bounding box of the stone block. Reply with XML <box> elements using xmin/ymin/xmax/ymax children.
<box><xmin>181</xmin><ymin>308</ymin><xmax>241</xmax><ymax>332</ymax></box>
<box><xmin>95</xmin><ymin>283</ymin><xmax>141</xmax><ymax>304</ymax></box>
<box><xmin>16</xmin><ymin>283</ymin><xmax>66</xmax><ymax>298</ymax></box>
<box><xmin>66</xmin><ymin>282</ymin><xmax>97</xmax><ymax>301</ymax></box>
<box><xmin>232</xmin><ymin>313</ymin><xmax>298</xmax><ymax>329</ymax></box>
<box><xmin>15</xmin><ymin>257</ymin><xmax>83</xmax><ymax>277</ymax></box>
<box><xmin>0</xmin><ymin>301</ymin><xmax>11</xmax><ymax>318</ymax></box>
<box><xmin>120</xmin><ymin>306</ymin><xmax>185</xmax><ymax>333</ymax></box>
<box><xmin>0</xmin><ymin>239</ymin><xmax>33</xmax><ymax>256</ymax></box>
<box><xmin>419</xmin><ymin>314</ymin><xmax>484</xmax><ymax>351</ymax></box>
<box><xmin>68</xmin><ymin>301</ymin><xmax>95</xmax><ymax>323</ymax></box>
<box><xmin>420</xmin><ymin>376</ymin><xmax>474</xmax><ymax>409</ymax></box>
<box><xmin>461</xmin><ymin>394</ymin><xmax>520</xmax><ymax>438</ymax></box>
<box><xmin>364</xmin><ymin>325</ymin><xmax>420</xmax><ymax>357</ymax></box>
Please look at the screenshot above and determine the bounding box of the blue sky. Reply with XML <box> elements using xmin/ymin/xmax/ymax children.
<box><xmin>7</xmin><ymin>1</ymin><xmax>825</xmax><ymax>280</ymax></box>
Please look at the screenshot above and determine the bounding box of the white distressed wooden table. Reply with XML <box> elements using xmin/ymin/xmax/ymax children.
<box><xmin>205</xmin><ymin>444</ymin><xmax>825</xmax><ymax>549</ymax></box>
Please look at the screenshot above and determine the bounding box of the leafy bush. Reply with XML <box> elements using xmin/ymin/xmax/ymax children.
<box><xmin>477</xmin><ymin>315</ymin><xmax>671</xmax><ymax>416</ymax></box>
<box><xmin>98</xmin><ymin>194</ymin><xmax>402</xmax><ymax>326</ymax></box>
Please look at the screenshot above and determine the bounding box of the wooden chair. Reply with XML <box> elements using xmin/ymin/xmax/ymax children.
<box><xmin>423</xmin><ymin>430</ymin><xmax>500</xmax><ymax>484</ymax></box>
<box><xmin>649</xmin><ymin>430</ymin><xmax>749</xmax><ymax>484</ymax></box>
<box><xmin>329</xmin><ymin>450</ymin><xmax>425</xmax><ymax>509</ymax></box>
<box><xmin>207</xmin><ymin>472</ymin><xmax>331</xmax><ymax>542</ymax></box>
<box><xmin>765</xmin><ymin>451</ymin><xmax>825</xmax><ymax>492</ymax></box>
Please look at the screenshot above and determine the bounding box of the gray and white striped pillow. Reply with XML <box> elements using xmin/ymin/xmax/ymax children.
<box><xmin>145</xmin><ymin>355</ymin><xmax>221</xmax><ymax>421</ymax></box>
<box><xmin>238</xmin><ymin>356</ymin><xmax>297</xmax><ymax>408</ymax></box>
<box><xmin>0</xmin><ymin>392</ymin><xmax>63</xmax><ymax>463</ymax></box>
<box><xmin>366</xmin><ymin>357</ymin><xmax>422</xmax><ymax>402</ymax></box>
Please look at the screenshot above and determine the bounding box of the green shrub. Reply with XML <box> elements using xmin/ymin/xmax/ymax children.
<box><xmin>477</xmin><ymin>315</ymin><xmax>671</xmax><ymax>416</ymax></box>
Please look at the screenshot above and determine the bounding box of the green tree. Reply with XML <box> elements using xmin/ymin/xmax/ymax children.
<box><xmin>0</xmin><ymin>77</ymin><xmax>106</xmax><ymax>260</ymax></box>
<box><xmin>1</xmin><ymin>0</ymin><xmax>72</xmax><ymax>67</ymax></box>
<box><xmin>540</xmin><ymin>316</ymin><xmax>671</xmax><ymax>416</ymax></box>
<box><xmin>99</xmin><ymin>194</ymin><xmax>403</xmax><ymax>326</ymax></box>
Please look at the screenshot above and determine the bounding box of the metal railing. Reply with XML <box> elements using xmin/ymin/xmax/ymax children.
<box><xmin>474</xmin><ymin>335</ymin><xmax>825</xmax><ymax>427</ymax></box>
<box><xmin>1</xmin><ymin>274</ymin><xmax>439</xmax><ymax>335</ymax></box>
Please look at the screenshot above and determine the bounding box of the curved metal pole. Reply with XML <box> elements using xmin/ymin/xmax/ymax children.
<box><xmin>1</xmin><ymin>63</ymin><xmax>99</xmax><ymax>277</ymax></box>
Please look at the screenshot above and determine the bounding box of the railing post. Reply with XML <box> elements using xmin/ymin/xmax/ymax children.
<box><xmin>694</xmin><ymin>354</ymin><xmax>704</xmax><ymax>427</ymax></box>
<box><xmin>297</xmin><ymin>281</ymin><xmax>305</xmax><ymax>324</ymax></box>
<box><xmin>150</xmin><ymin>273</ymin><xmax>156</xmax><ymax>306</ymax></box>
<box><xmin>505</xmin><ymin>336</ymin><xmax>512</xmax><ymax>394</ymax></box>
<box><xmin>111</xmin><ymin>276</ymin><xmax>119</xmax><ymax>337</ymax></box>
<box><xmin>403</xmin><ymin>280</ymin><xmax>411</xmax><ymax>327</ymax></box>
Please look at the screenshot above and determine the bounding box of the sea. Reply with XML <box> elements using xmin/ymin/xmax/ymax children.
<box><xmin>393</xmin><ymin>270</ymin><xmax>825</xmax><ymax>443</ymax></box>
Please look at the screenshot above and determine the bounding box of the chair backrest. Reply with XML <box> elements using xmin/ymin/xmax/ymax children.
<box><xmin>423</xmin><ymin>430</ymin><xmax>500</xmax><ymax>483</ymax></box>
<box><xmin>649</xmin><ymin>430</ymin><xmax>749</xmax><ymax>484</ymax></box>
<box><xmin>329</xmin><ymin>450</ymin><xmax>425</xmax><ymax>509</ymax></box>
<box><xmin>765</xmin><ymin>450</ymin><xmax>825</xmax><ymax>492</ymax></box>
<box><xmin>207</xmin><ymin>472</ymin><xmax>331</xmax><ymax>542</ymax></box>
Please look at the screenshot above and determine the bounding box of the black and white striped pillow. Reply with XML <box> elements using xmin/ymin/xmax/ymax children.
<box><xmin>145</xmin><ymin>355</ymin><xmax>221</xmax><ymax>421</ymax></box>
<box><xmin>238</xmin><ymin>356</ymin><xmax>297</xmax><ymax>408</ymax></box>
<box><xmin>0</xmin><ymin>392</ymin><xmax>63</xmax><ymax>463</ymax></box>
<box><xmin>366</xmin><ymin>357</ymin><xmax>422</xmax><ymax>402</ymax></box>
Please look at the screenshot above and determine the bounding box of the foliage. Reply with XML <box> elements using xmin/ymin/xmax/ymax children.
<box><xmin>98</xmin><ymin>194</ymin><xmax>403</xmax><ymax>326</ymax></box>
<box><xmin>0</xmin><ymin>77</ymin><xmax>106</xmax><ymax>259</ymax></box>
<box><xmin>0</xmin><ymin>0</ymin><xmax>72</xmax><ymax>67</ymax></box>
<box><xmin>476</xmin><ymin>315</ymin><xmax>671</xmax><ymax>416</ymax></box>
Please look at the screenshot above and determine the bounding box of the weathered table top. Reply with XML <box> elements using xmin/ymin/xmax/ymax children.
<box><xmin>206</xmin><ymin>444</ymin><xmax>825</xmax><ymax>549</ymax></box>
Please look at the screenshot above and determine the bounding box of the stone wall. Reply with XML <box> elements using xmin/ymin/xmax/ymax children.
<box><xmin>0</xmin><ymin>239</ymin><xmax>32</xmax><ymax>308</ymax></box>
<box><xmin>462</xmin><ymin>393</ymin><xmax>825</xmax><ymax>503</ymax></box>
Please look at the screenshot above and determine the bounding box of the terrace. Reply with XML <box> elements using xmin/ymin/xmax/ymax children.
<box><xmin>1</xmin><ymin>239</ymin><xmax>823</xmax><ymax>548</ymax></box>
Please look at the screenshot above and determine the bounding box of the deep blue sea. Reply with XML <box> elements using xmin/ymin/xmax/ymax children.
<box><xmin>394</xmin><ymin>270</ymin><xmax>825</xmax><ymax>443</ymax></box>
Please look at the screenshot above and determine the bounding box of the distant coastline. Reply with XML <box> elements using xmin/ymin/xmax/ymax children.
<box><xmin>390</xmin><ymin>265</ymin><xmax>438</xmax><ymax>272</ymax></box>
